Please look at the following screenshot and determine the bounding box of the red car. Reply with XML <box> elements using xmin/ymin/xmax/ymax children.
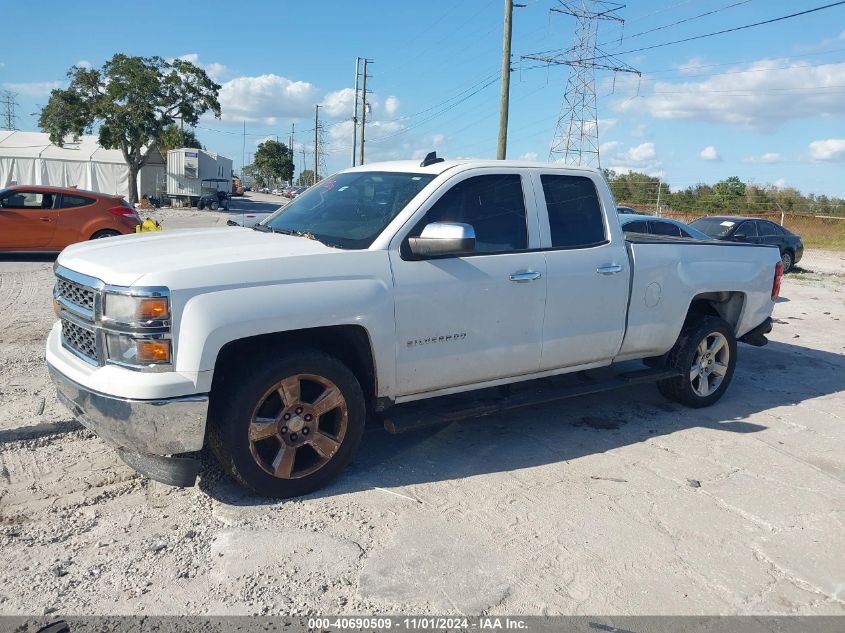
<box><xmin>0</xmin><ymin>185</ymin><xmax>140</xmax><ymax>252</ymax></box>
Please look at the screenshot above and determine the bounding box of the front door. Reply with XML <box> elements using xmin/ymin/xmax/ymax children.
<box><xmin>0</xmin><ymin>190</ymin><xmax>59</xmax><ymax>248</ymax></box>
<box><xmin>390</xmin><ymin>172</ymin><xmax>546</xmax><ymax>397</ymax></box>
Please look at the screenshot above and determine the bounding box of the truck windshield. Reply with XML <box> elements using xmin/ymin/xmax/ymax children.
<box><xmin>689</xmin><ymin>217</ymin><xmax>738</xmax><ymax>238</ymax></box>
<box><xmin>261</xmin><ymin>171</ymin><xmax>436</xmax><ymax>249</ymax></box>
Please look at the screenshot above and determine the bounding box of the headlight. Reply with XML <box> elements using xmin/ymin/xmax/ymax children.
<box><xmin>106</xmin><ymin>333</ymin><xmax>171</xmax><ymax>365</ymax></box>
<box><xmin>104</xmin><ymin>293</ymin><xmax>169</xmax><ymax>323</ymax></box>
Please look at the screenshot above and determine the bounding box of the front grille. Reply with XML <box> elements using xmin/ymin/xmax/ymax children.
<box><xmin>57</xmin><ymin>278</ymin><xmax>95</xmax><ymax>312</ymax></box>
<box><xmin>62</xmin><ymin>319</ymin><xmax>97</xmax><ymax>363</ymax></box>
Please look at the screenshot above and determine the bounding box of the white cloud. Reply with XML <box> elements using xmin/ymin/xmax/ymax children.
<box><xmin>384</xmin><ymin>96</ymin><xmax>400</xmax><ymax>116</ymax></box>
<box><xmin>1</xmin><ymin>81</ymin><xmax>63</xmax><ymax>96</ymax></box>
<box><xmin>773</xmin><ymin>178</ymin><xmax>787</xmax><ymax>188</ymax></box>
<box><xmin>676</xmin><ymin>56</ymin><xmax>707</xmax><ymax>75</ymax></box>
<box><xmin>603</xmin><ymin>141</ymin><xmax>661</xmax><ymax>176</ymax></box>
<box><xmin>175</xmin><ymin>53</ymin><xmax>229</xmax><ymax>81</ymax></box>
<box><xmin>431</xmin><ymin>133</ymin><xmax>445</xmax><ymax>147</ymax></box>
<box><xmin>745</xmin><ymin>152</ymin><xmax>782</xmax><ymax>164</ymax></box>
<box><xmin>809</xmin><ymin>138</ymin><xmax>845</xmax><ymax>161</ymax></box>
<box><xmin>700</xmin><ymin>145</ymin><xmax>720</xmax><ymax>161</ymax></box>
<box><xmin>219</xmin><ymin>74</ymin><xmax>318</xmax><ymax>123</ymax></box>
<box><xmin>617</xmin><ymin>59</ymin><xmax>845</xmax><ymax>128</ymax></box>
<box><xmin>627</xmin><ymin>142</ymin><xmax>656</xmax><ymax>162</ymax></box>
<box><xmin>518</xmin><ymin>151</ymin><xmax>538</xmax><ymax>161</ymax></box>
<box><xmin>76</xmin><ymin>60</ymin><xmax>92</xmax><ymax>69</ymax></box>
<box><xmin>322</xmin><ymin>88</ymin><xmax>354</xmax><ymax>118</ymax></box>
<box><xmin>599</xmin><ymin>141</ymin><xmax>621</xmax><ymax>155</ymax></box>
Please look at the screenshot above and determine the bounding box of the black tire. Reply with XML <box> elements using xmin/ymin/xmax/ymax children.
<box><xmin>657</xmin><ymin>316</ymin><xmax>737</xmax><ymax>408</ymax></box>
<box><xmin>210</xmin><ymin>201</ymin><xmax>219</xmax><ymax>211</ymax></box>
<box><xmin>781</xmin><ymin>250</ymin><xmax>794</xmax><ymax>273</ymax></box>
<box><xmin>91</xmin><ymin>229</ymin><xmax>120</xmax><ymax>240</ymax></box>
<box><xmin>208</xmin><ymin>350</ymin><xmax>366</xmax><ymax>498</ymax></box>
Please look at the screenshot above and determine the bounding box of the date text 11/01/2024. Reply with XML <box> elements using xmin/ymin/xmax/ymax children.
<box><xmin>307</xmin><ymin>617</ymin><xmax>528</xmax><ymax>630</ymax></box>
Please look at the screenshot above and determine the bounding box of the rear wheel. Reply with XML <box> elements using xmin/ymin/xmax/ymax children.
<box><xmin>210</xmin><ymin>200</ymin><xmax>219</xmax><ymax>210</ymax></box>
<box><xmin>781</xmin><ymin>250</ymin><xmax>794</xmax><ymax>273</ymax></box>
<box><xmin>209</xmin><ymin>350</ymin><xmax>366</xmax><ymax>497</ymax></box>
<box><xmin>657</xmin><ymin>316</ymin><xmax>737</xmax><ymax>408</ymax></box>
<box><xmin>91</xmin><ymin>230</ymin><xmax>120</xmax><ymax>240</ymax></box>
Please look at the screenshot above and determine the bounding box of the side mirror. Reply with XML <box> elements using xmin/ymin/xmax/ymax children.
<box><xmin>408</xmin><ymin>222</ymin><xmax>476</xmax><ymax>257</ymax></box>
<box><xmin>732</xmin><ymin>233</ymin><xmax>747</xmax><ymax>240</ymax></box>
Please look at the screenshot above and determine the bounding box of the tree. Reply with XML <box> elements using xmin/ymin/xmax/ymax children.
<box><xmin>242</xmin><ymin>163</ymin><xmax>266</xmax><ymax>189</ymax></box>
<box><xmin>159</xmin><ymin>123</ymin><xmax>203</xmax><ymax>155</ymax></box>
<box><xmin>254</xmin><ymin>139</ymin><xmax>294</xmax><ymax>186</ymax></box>
<box><xmin>296</xmin><ymin>170</ymin><xmax>321</xmax><ymax>186</ymax></box>
<box><xmin>39</xmin><ymin>54</ymin><xmax>221</xmax><ymax>203</ymax></box>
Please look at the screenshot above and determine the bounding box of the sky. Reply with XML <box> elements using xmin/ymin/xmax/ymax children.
<box><xmin>2</xmin><ymin>0</ymin><xmax>845</xmax><ymax>198</ymax></box>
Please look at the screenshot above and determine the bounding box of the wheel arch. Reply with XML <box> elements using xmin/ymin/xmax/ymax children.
<box><xmin>211</xmin><ymin>325</ymin><xmax>378</xmax><ymax>412</ymax></box>
<box><xmin>685</xmin><ymin>291</ymin><xmax>746</xmax><ymax>333</ymax></box>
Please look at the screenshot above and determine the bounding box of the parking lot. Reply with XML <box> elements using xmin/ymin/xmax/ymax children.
<box><xmin>0</xmin><ymin>194</ymin><xmax>843</xmax><ymax>616</ymax></box>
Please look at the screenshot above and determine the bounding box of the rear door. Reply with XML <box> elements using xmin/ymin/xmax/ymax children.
<box><xmin>390</xmin><ymin>170</ymin><xmax>546</xmax><ymax>396</ymax></box>
<box><xmin>0</xmin><ymin>190</ymin><xmax>59</xmax><ymax>248</ymax></box>
<box><xmin>533</xmin><ymin>172</ymin><xmax>631</xmax><ymax>371</ymax></box>
<box><xmin>756</xmin><ymin>220</ymin><xmax>784</xmax><ymax>250</ymax></box>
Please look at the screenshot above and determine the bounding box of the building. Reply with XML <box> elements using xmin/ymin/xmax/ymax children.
<box><xmin>0</xmin><ymin>131</ymin><xmax>165</xmax><ymax>199</ymax></box>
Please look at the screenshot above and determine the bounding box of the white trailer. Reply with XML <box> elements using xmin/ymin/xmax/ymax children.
<box><xmin>166</xmin><ymin>148</ymin><xmax>233</xmax><ymax>207</ymax></box>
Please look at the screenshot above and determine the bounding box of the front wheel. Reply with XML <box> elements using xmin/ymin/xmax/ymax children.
<box><xmin>208</xmin><ymin>350</ymin><xmax>366</xmax><ymax>497</ymax></box>
<box><xmin>91</xmin><ymin>230</ymin><xmax>120</xmax><ymax>240</ymax></box>
<box><xmin>210</xmin><ymin>200</ymin><xmax>219</xmax><ymax>210</ymax></box>
<box><xmin>657</xmin><ymin>316</ymin><xmax>737</xmax><ymax>408</ymax></box>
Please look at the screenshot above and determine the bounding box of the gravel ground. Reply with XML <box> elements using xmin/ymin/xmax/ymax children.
<box><xmin>0</xmin><ymin>204</ymin><xmax>843</xmax><ymax>616</ymax></box>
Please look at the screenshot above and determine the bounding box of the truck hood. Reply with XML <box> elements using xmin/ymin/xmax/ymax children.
<box><xmin>58</xmin><ymin>227</ymin><xmax>338</xmax><ymax>287</ymax></box>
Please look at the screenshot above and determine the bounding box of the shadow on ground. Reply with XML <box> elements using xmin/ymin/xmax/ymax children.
<box><xmin>199</xmin><ymin>338</ymin><xmax>845</xmax><ymax>503</ymax></box>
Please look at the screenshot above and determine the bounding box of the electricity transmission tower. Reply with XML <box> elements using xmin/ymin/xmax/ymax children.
<box><xmin>523</xmin><ymin>1</ymin><xmax>639</xmax><ymax>166</ymax></box>
<box><xmin>1</xmin><ymin>90</ymin><xmax>19</xmax><ymax>131</ymax></box>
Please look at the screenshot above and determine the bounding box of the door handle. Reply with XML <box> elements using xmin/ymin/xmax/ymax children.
<box><xmin>509</xmin><ymin>271</ymin><xmax>542</xmax><ymax>283</ymax></box>
<box><xmin>596</xmin><ymin>264</ymin><xmax>624</xmax><ymax>275</ymax></box>
<box><xmin>39</xmin><ymin>217</ymin><xmax>51</xmax><ymax>222</ymax></box>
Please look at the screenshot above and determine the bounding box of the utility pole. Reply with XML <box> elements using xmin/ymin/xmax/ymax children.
<box><xmin>497</xmin><ymin>0</ymin><xmax>523</xmax><ymax>160</ymax></box>
<box><xmin>359</xmin><ymin>59</ymin><xmax>373</xmax><ymax>166</ymax></box>
<box><xmin>242</xmin><ymin>120</ymin><xmax>246</xmax><ymax>175</ymax></box>
<box><xmin>313</xmin><ymin>104</ymin><xmax>321</xmax><ymax>185</ymax></box>
<box><xmin>351</xmin><ymin>57</ymin><xmax>361</xmax><ymax>167</ymax></box>
<box><xmin>522</xmin><ymin>1</ymin><xmax>640</xmax><ymax>167</ymax></box>
<box><xmin>289</xmin><ymin>122</ymin><xmax>295</xmax><ymax>187</ymax></box>
<box><xmin>3</xmin><ymin>90</ymin><xmax>19</xmax><ymax>131</ymax></box>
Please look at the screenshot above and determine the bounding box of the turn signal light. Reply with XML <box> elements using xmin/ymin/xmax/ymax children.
<box><xmin>137</xmin><ymin>340</ymin><xmax>171</xmax><ymax>363</ymax></box>
<box><xmin>138</xmin><ymin>298</ymin><xmax>169</xmax><ymax>319</ymax></box>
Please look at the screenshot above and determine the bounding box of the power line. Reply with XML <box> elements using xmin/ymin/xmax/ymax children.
<box><xmin>558</xmin><ymin>1</ymin><xmax>845</xmax><ymax>65</ymax></box>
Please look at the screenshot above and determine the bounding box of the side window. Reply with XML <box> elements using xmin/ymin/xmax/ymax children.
<box><xmin>757</xmin><ymin>221</ymin><xmax>779</xmax><ymax>236</ymax></box>
<box><xmin>60</xmin><ymin>194</ymin><xmax>96</xmax><ymax>209</ymax></box>
<box><xmin>737</xmin><ymin>221</ymin><xmax>757</xmax><ymax>237</ymax></box>
<box><xmin>540</xmin><ymin>175</ymin><xmax>605</xmax><ymax>248</ymax></box>
<box><xmin>623</xmin><ymin>220</ymin><xmax>648</xmax><ymax>233</ymax></box>
<box><xmin>410</xmin><ymin>174</ymin><xmax>528</xmax><ymax>253</ymax></box>
<box><xmin>0</xmin><ymin>191</ymin><xmax>53</xmax><ymax>209</ymax></box>
<box><xmin>650</xmin><ymin>220</ymin><xmax>682</xmax><ymax>237</ymax></box>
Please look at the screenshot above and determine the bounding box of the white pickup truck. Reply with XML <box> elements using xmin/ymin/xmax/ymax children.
<box><xmin>47</xmin><ymin>156</ymin><xmax>782</xmax><ymax>497</ymax></box>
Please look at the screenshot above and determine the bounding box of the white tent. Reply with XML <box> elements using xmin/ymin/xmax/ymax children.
<box><xmin>0</xmin><ymin>131</ymin><xmax>165</xmax><ymax>199</ymax></box>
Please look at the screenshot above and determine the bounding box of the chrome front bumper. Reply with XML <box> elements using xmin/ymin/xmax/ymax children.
<box><xmin>49</xmin><ymin>364</ymin><xmax>209</xmax><ymax>484</ymax></box>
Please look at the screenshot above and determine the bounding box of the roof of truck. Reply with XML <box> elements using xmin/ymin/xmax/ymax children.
<box><xmin>340</xmin><ymin>159</ymin><xmax>603</xmax><ymax>177</ymax></box>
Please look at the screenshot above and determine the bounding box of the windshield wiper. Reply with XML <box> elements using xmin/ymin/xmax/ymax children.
<box><xmin>274</xmin><ymin>228</ymin><xmax>324</xmax><ymax>244</ymax></box>
<box><xmin>252</xmin><ymin>224</ymin><xmax>275</xmax><ymax>233</ymax></box>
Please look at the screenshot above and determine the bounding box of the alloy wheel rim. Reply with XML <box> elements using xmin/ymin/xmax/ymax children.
<box><xmin>690</xmin><ymin>332</ymin><xmax>729</xmax><ymax>397</ymax></box>
<box><xmin>248</xmin><ymin>373</ymin><xmax>348</xmax><ymax>479</ymax></box>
